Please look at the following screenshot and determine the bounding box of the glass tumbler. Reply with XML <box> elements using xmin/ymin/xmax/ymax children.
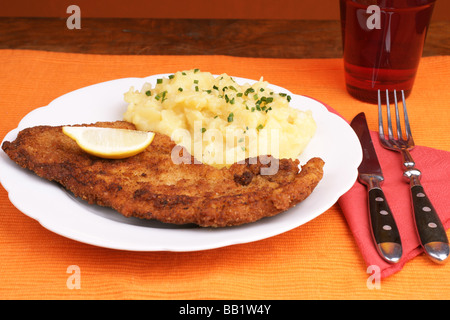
<box><xmin>340</xmin><ymin>0</ymin><xmax>436</xmax><ymax>103</ymax></box>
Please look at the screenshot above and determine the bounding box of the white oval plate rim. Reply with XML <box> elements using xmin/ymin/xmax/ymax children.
<box><xmin>0</xmin><ymin>73</ymin><xmax>362</xmax><ymax>252</ymax></box>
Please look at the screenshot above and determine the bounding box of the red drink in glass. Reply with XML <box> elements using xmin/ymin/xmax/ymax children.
<box><xmin>340</xmin><ymin>0</ymin><xmax>436</xmax><ymax>103</ymax></box>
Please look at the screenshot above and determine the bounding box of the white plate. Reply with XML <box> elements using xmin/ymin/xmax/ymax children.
<box><xmin>0</xmin><ymin>74</ymin><xmax>362</xmax><ymax>252</ymax></box>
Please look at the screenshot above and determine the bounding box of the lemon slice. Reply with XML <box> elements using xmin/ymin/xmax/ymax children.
<box><xmin>62</xmin><ymin>126</ymin><xmax>155</xmax><ymax>159</ymax></box>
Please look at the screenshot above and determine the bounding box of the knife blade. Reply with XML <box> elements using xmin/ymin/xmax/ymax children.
<box><xmin>350</xmin><ymin>112</ymin><xmax>403</xmax><ymax>264</ymax></box>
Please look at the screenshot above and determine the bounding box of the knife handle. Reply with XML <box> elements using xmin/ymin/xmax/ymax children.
<box><xmin>368</xmin><ymin>187</ymin><xmax>402</xmax><ymax>263</ymax></box>
<box><xmin>410</xmin><ymin>185</ymin><xmax>449</xmax><ymax>263</ymax></box>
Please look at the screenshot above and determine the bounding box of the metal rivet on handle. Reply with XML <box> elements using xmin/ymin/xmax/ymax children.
<box><xmin>416</xmin><ymin>192</ymin><xmax>425</xmax><ymax>198</ymax></box>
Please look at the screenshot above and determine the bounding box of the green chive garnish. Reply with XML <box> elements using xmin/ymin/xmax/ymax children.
<box><xmin>244</xmin><ymin>88</ymin><xmax>255</xmax><ymax>96</ymax></box>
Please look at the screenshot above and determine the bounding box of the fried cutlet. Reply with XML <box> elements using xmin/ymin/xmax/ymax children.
<box><xmin>1</xmin><ymin>121</ymin><xmax>324</xmax><ymax>227</ymax></box>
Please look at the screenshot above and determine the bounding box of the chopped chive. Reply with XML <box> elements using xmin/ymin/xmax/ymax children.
<box><xmin>225</xmin><ymin>95</ymin><xmax>230</xmax><ymax>103</ymax></box>
<box><xmin>253</xmin><ymin>94</ymin><xmax>258</xmax><ymax>100</ymax></box>
<box><xmin>169</xmin><ymin>75</ymin><xmax>175</xmax><ymax>79</ymax></box>
<box><xmin>230</xmin><ymin>97</ymin><xmax>235</xmax><ymax>104</ymax></box>
<box><xmin>161</xmin><ymin>91</ymin><xmax>168</xmax><ymax>102</ymax></box>
<box><xmin>241</xmin><ymin>146</ymin><xmax>246</xmax><ymax>151</ymax></box>
<box><xmin>194</xmin><ymin>80</ymin><xmax>199</xmax><ymax>84</ymax></box>
<box><xmin>157</xmin><ymin>78</ymin><xmax>163</xmax><ymax>84</ymax></box>
<box><xmin>256</xmin><ymin>124</ymin><xmax>264</xmax><ymax>131</ymax></box>
<box><xmin>227</xmin><ymin>112</ymin><xmax>234</xmax><ymax>122</ymax></box>
<box><xmin>238</xmin><ymin>137</ymin><xmax>244</xmax><ymax>143</ymax></box>
<box><xmin>229</xmin><ymin>86</ymin><xmax>237</xmax><ymax>91</ymax></box>
<box><xmin>214</xmin><ymin>115</ymin><xmax>218</xmax><ymax>119</ymax></box>
<box><xmin>213</xmin><ymin>85</ymin><xmax>219</xmax><ymax>90</ymax></box>
<box><xmin>195</xmin><ymin>86</ymin><xmax>199</xmax><ymax>92</ymax></box>
<box><xmin>182</xmin><ymin>72</ymin><xmax>187</xmax><ymax>76</ymax></box>
<box><xmin>204</xmin><ymin>89</ymin><xmax>212</xmax><ymax>94</ymax></box>
<box><xmin>145</xmin><ymin>90</ymin><xmax>151</xmax><ymax>96</ymax></box>
<box><xmin>178</xmin><ymin>87</ymin><xmax>183</xmax><ymax>92</ymax></box>
<box><xmin>244</xmin><ymin>88</ymin><xmax>255</xmax><ymax>96</ymax></box>
<box><xmin>279</xmin><ymin>93</ymin><xmax>287</xmax><ymax>97</ymax></box>
<box><xmin>260</xmin><ymin>88</ymin><xmax>265</xmax><ymax>92</ymax></box>
<box><xmin>237</xmin><ymin>92</ymin><xmax>243</xmax><ymax>97</ymax></box>
<box><xmin>287</xmin><ymin>95</ymin><xmax>292</xmax><ymax>102</ymax></box>
<box><xmin>201</xmin><ymin>127</ymin><xmax>206</xmax><ymax>133</ymax></box>
<box><xmin>194</xmin><ymin>69</ymin><xmax>200</xmax><ymax>73</ymax></box>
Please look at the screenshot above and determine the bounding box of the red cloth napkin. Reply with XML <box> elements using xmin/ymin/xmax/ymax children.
<box><xmin>339</xmin><ymin>131</ymin><xmax>450</xmax><ymax>278</ymax></box>
<box><xmin>319</xmin><ymin>102</ymin><xmax>450</xmax><ymax>278</ymax></box>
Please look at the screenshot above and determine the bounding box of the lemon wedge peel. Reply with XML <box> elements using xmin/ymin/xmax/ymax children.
<box><xmin>62</xmin><ymin>126</ymin><xmax>155</xmax><ymax>159</ymax></box>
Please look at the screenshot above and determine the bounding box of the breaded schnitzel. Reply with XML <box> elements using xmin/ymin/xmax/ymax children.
<box><xmin>1</xmin><ymin>121</ymin><xmax>324</xmax><ymax>227</ymax></box>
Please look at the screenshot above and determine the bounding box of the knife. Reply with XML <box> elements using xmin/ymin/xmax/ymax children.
<box><xmin>350</xmin><ymin>112</ymin><xmax>403</xmax><ymax>264</ymax></box>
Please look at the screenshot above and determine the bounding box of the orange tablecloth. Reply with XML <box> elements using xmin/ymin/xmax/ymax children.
<box><xmin>0</xmin><ymin>50</ymin><xmax>449</xmax><ymax>300</ymax></box>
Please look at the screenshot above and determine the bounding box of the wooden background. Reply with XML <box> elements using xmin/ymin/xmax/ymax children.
<box><xmin>1</xmin><ymin>1</ymin><xmax>448</xmax><ymax>58</ymax></box>
<box><xmin>0</xmin><ymin>0</ymin><xmax>449</xmax><ymax>20</ymax></box>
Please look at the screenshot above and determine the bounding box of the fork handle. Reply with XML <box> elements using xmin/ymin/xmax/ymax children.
<box><xmin>402</xmin><ymin>151</ymin><xmax>449</xmax><ymax>263</ymax></box>
<box><xmin>410</xmin><ymin>184</ymin><xmax>449</xmax><ymax>263</ymax></box>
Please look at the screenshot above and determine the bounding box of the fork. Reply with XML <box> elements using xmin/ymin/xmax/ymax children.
<box><xmin>377</xmin><ymin>89</ymin><xmax>449</xmax><ymax>263</ymax></box>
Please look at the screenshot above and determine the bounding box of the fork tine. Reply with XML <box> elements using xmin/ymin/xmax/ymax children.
<box><xmin>377</xmin><ymin>90</ymin><xmax>385</xmax><ymax>141</ymax></box>
<box><xmin>393</xmin><ymin>90</ymin><xmax>403</xmax><ymax>140</ymax></box>
<box><xmin>401</xmin><ymin>90</ymin><xmax>413</xmax><ymax>141</ymax></box>
<box><xmin>385</xmin><ymin>90</ymin><xmax>394</xmax><ymax>140</ymax></box>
